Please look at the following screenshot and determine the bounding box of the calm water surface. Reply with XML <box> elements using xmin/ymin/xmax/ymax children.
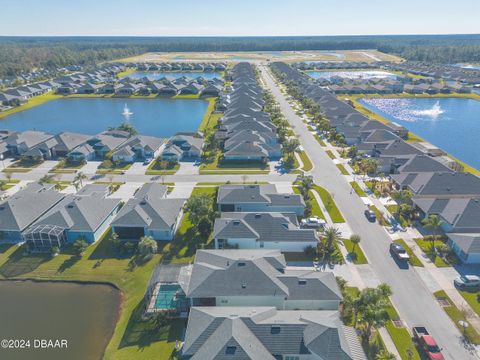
<box><xmin>124</xmin><ymin>71</ymin><xmax>221</xmax><ymax>80</ymax></box>
<box><xmin>358</xmin><ymin>97</ymin><xmax>480</xmax><ymax>169</ymax></box>
<box><xmin>0</xmin><ymin>98</ymin><xmax>208</xmax><ymax>137</ymax></box>
<box><xmin>0</xmin><ymin>280</ymin><xmax>120</xmax><ymax>360</ymax></box>
<box><xmin>308</xmin><ymin>70</ymin><xmax>396</xmax><ymax>80</ymax></box>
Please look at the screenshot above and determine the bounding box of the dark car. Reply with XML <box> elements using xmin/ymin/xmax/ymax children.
<box><xmin>364</xmin><ymin>209</ymin><xmax>376</xmax><ymax>222</ymax></box>
<box><xmin>390</xmin><ymin>243</ymin><xmax>410</xmax><ymax>261</ymax></box>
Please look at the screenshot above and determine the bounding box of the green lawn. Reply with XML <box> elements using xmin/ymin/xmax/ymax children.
<box><xmin>145</xmin><ymin>160</ymin><xmax>180</xmax><ymax>175</ymax></box>
<box><xmin>336</xmin><ymin>164</ymin><xmax>349</xmax><ymax>175</ymax></box>
<box><xmin>293</xmin><ymin>186</ymin><xmax>325</xmax><ymax>220</ymax></box>
<box><xmin>458</xmin><ymin>290</ymin><xmax>480</xmax><ymax>317</ymax></box>
<box><xmin>313</xmin><ymin>185</ymin><xmax>345</xmax><ymax>223</ymax></box>
<box><xmin>413</xmin><ymin>237</ymin><xmax>458</xmax><ymax>267</ymax></box>
<box><xmin>393</xmin><ymin>239</ymin><xmax>424</xmax><ymax>267</ymax></box>
<box><xmin>342</xmin><ymin>239</ymin><xmax>368</xmax><ymax>264</ymax></box>
<box><xmin>197</xmin><ymin>97</ymin><xmax>217</xmax><ymax>133</ymax></box>
<box><xmin>96</xmin><ymin>162</ymin><xmax>133</xmax><ymax>175</ymax></box>
<box><xmin>314</xmin><ymin>135</ymin><xmax>326</xmax><ymax>147</ymax></box>
<box><xmin>350</xmin><ymin>182</ymin><xmax>366</xmax><ymax>197</ymax></box>
<box><xmin>385</xmin><ymin>302</ymin><xmax>421</xmax><ymax>360</ymax></box>
<box><xmin>434</xmin><ymin>290</ymin><xmax>480</xmax><ymax>345</ymax></box>
<box><xmin>298</xmin><ymin>151</ymin><xmax>313</xmax><ymax>171</ymax></box>
<box><xmin>0</xmin><ymin>92</ymin><xmax>62</xmax><ymax>119</ymax></box>
<box><xmin>325</xmin><ymin>149</ymin><xmax>336</xmax><ymax>159</ymax></box>
<box><xmin>200</xmin><ymin>153</ymin><xmax>269</xmax><ymax>174</ymax></box>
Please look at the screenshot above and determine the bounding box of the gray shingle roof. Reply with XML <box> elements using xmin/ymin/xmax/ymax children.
<box><xmin>448</xmin><ymin>233</ymin><xmax>480</xmax><ymax>254</ymax></box>
<box><xmin>0</xmin><ymin>184</ymin><xmax>64</xmax><ymax>232</ymax></box>
<box><xmin>183</xmin><ymin>307</ymin><xmax>365</xmax><ymax>360</ymax></box>
<box><xmin>213</xmin><ymin>212</ymin><xmax>317</xmax><ymax>243</ymax></box>
<box><xmin>112</xmin><ymin>183</ymin><xmax>184</xmax><ymax>230</ymax></box>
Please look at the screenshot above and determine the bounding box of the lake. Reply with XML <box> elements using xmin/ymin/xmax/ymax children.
<box><xmin>0</xmin><ymin>98</ymin><xmax>209</xmax><ymax>137</ymax></box>
<box><xmin>124</xmin><ymin>71</ymin><xmax>222</xmax><ymax>80</ymax></box>
<box><xmin>307</xmin><ymin>70</ymin><xmax>396</xmax><ymax>80</ymax></box>
<box><xmin>358</xmin><ymin>97</ymin><xmax>480</xmax><ymax>170</ymax></box>
<box><xmin>0</xmin><ymin>280</ymin><xmax>120</xmax><ymax>360</ymax></box>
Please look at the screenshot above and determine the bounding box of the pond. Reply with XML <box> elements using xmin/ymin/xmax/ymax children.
<box><xmin>307</xmin><ymin>70</ymin><xmax>396</xmax><ymax>80</ymax></box>
<box><xmin>0</xmin><ymin>98</ymin><xmax>209</xmax><ymax>137</ymax></box>
<box><xmin>0</xmin><ymin>280</ymin><xmax>120</xmax><ymax>360</ymax></box>
<box><xmin>357</xmin><ymin>97</ymin><xmax>480</xmax><ymax>170</ymax></box>
<box><xmin>123</xmin><ymin>71</ymin><xmax>222</xmax><ymax>80</ymax></box>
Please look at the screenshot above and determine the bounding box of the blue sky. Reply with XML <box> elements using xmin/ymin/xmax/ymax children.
<box><xmin>1</xmin><ymin>0</ymin><xmax>479</xmax><ymax>36</ymax></box>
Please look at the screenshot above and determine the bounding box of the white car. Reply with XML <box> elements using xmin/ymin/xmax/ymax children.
<box><xmin>301</xmin><ymin>217</ymin><xmax>326</xmax><ymax>229</ymax></box>
<box><xmin>454</xmin><ymin>275</ymin><xmax>480</xmax><ymax>289</ymax></box>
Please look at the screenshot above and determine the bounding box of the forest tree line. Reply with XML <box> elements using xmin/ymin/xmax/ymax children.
<box><xmin>1</xmin><ymin>35</ymin><xmax>480</xmax><ymax>78</ymax></box>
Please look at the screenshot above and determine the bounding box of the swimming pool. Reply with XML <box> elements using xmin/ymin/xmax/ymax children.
<box><xmin>154</xmin><ymin>284</ymin><xmax>182</xmax><ymax>310</ymax></box>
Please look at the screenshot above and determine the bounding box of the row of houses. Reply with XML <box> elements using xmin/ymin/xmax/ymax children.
<box><xmin>0</xmin><ymin>63</ymin><xmax>125</xmax><ymax>108</ymax></box>
<box><xmin>215</xmin><ymin>62</ymin><xmax>282</xmax><ymax>162</ymax></box>
<box><xmin>0</xmin><ymin>129</ymin><xmax>164</xmax><ymax>163</ymax></box>
<box><xmin>325</xmin><ymin>79</ymin><xmax>472</xmax><ymax>95</ymax></box>
<box><xmin>384</xmin><ymin>61</ymin><xmax>480</xmax><ymax>85</ymax></box>
<box><xmin>271</xmin><ymin>61</ymin><xmax>480</xmax><ymax>264</ymax></box>
<box><xmin>148</xmin><ymin>249</ymin><xmax>366</xmax><ymax>359</ymax></box>
<box><xmin>58</xmin><ymin>76</ymin><xmax>224</xmax><ymax>97</ymax></box>
<box><xmin>0</xmin><ymin>182</ymin><xmax>186</xmax><ymax>250</ymax></box>
<box><xmin>133</xmin><ymin>62</ymin><xmax>227</xmax><ymax>72</ymax></box>
<box><xmin>294</xmin><ymin>61</ymin><xmax>382</xmax><ymax>71</ymax></box>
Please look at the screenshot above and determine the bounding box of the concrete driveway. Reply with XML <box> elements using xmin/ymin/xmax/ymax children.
<box><xmin>108</xmin><ymin>182</ymin><xmax>143</xmax><ymax>201</ymax></box>
<box><xmin>176</xmin><ymin>162</ymin><xmax>200</xmax><ymax>175</ymax></box>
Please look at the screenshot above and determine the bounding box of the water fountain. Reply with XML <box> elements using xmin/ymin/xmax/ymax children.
<box><xmin>122</xmin><ymin>103</ymin><xmax>133</xmax><ymax>119</ymax></box>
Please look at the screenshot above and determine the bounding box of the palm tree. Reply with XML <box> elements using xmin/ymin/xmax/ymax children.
<box><xmin>349</xmin><ymin>234</ymin><xmax>361</xmax><ymax>255</ymax></box>
<box><xmin>391</xmin><ymin>189</ymin><xmax>413</xmax><ymax>217</ymax></box>
<box><xmin>422</xmin><ymin>214</ymin><xmax>444</xmax><ymax>250</ymax></box>
<box><xmin>74</xmin><ymin>171</ymin><xmax>87</xmax><ymax>188</ymax></box>
<box><xmin>323</xmin><ymin>226</ymin><xmax>341</xmax><ymax>253</ymax></box>
<box><xmin>299</xmin><ymin>176</ymin><xmax>314</xmax><ymax>200</ymax></box>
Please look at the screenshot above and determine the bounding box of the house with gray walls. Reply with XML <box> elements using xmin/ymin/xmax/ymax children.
<box><xmin>213</xmin><ymin>212</ymin><xmax>318</xmax><ymax>252</ymax></box>
<box><xmin>217</xmin><ymin>184</ymin><xmax>305</xmax><ymax>215</ymax></box>
<box><xmin>22</xmin><ymin>184</ymin><xmax>121</xmax><ymax>251</ymax></box>
<box><xmin>111</xmin><ymin>183</ymin><xmax>186</xmax><ymax>241</ymax></box>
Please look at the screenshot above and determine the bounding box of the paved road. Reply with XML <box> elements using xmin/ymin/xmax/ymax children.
<box><xmin>259</xmin><ymin>65</ymin><xmax>478</xmax><ymax>360</ymax></box>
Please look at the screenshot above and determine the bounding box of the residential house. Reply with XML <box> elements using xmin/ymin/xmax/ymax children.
<box><xmin>112</xmin><ymin>183</ymin><xmax>185</xmax><ymax>240</ymax></box>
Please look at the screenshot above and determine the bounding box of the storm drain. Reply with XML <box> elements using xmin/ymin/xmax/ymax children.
<box><xmin>436</xmin><ymin>298</ymin><xmax>450</xmax><ymax>307</ymax></box>
<box><xmin>392</xmin><ymin>319</ymin><xmax>404</xmax><ymax>328</ymax></box>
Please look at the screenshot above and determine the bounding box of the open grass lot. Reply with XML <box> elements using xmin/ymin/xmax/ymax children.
<box><xmin>342</xmin><ymin>239</ymin><xmax>368</xmax><ymax>264</ymax></box>
<box><xmin>385</xmin><ymin>302</ymin><xmax>421</xmax><ymax>360</ymax></box>
<box><xmin>434</xmin><ymin>290</ymin><xmax>480</xmax><ymax>345</ymax></box>
<box><xmin>350</xmin><ymin>181</ymin><xmax>366</xmax><ymax>197</ymax></box>
<box><xmin>313</xmin><ymin>184</ymin><xmax>345</xmax><ymax>223</ymax></box>
<box><xmin>196</xmin><ymin>97</ymin><xmax>217</xmax><ymax>133</ymax></box>
<box><xmin>413</xmin><ymin>237</ymin><xmax>459</xmax><ymax>267</ymax></box>
<box><xmin>298</xmin><ymin>151</ymin><xmax>313</xmax><ymax>171</ymax></box>
<box><xmin>393</xmin><ymin>239</ymin><xmax>424</xmax><ymax>267</ymax></box>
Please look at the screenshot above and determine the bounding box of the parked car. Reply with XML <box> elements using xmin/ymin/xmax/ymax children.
<box><xmin>143</xmin><ymin>157</ymin><xmax>153</xmax><ymax>165</ymax></box>
<box><xmin>389</xmin><ymin>243</ymin><xmax>410</xmax><ymax>261</ymax></box>
<box><xmin>412</xmin><ymin>326</ymin><xmax>444</xmax><ymax>360</ymax></box>
<box><xmin>301</xmin><ymin>217</ymin><xmax>326</xmax><ymax>229</ymax></box>
<box><xmin>454</xmin><ymin>275</ymin><xmax>480</xmax><ymax>289</ymax></box>
<box><xmin>364</xmin><ymin>209</ymin><xmax>376</xmax><ymax>222</ymax></box>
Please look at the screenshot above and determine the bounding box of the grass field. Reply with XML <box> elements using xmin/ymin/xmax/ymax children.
<box><xmin>434</xmin><ymin>290</ymin><xmax>480</xmax><ymax>345</ymax></box>
<box><xmin>342</xmin><ymin>239</ymin><xmax>368</xmax><ymax>264</ymax></box>
<box><xmin>336</xmin><ymin>164</ymin><xmax>349</xmax><ymax>175</ymax></box>
<box><xmin>385</xmin><ymin>302</ymin><xmax>421</xmax><ymax>360</ymax></box>
<box><xmin>298</xmin><ymin>151</ymin><xmax>313</xmax><ymax>171</ymax></box>
<box><xmin>293</xmin><ymin>186</ymin><xmax>325</xmax><ymax>220</ymax></box>
<box><xmin>350</xmin><ymin>182</ymin><xmax>366</xmax><ymax>197</ymax></box>
<box><xmin>413</xmin><ymin>237</ymin><xmax>458</xmax><ymax>267</ymax></box>
<box><xmin>314</xmin><ymin>135</ymin><xmax>326</xmax><ymax>147</ymax></box>
<box><xmin>313</xmin><ymin>184</ymin><xmax>345</xmax><ymax>223</ymax></box>
<box><xmin>145</xmin><ymin>159</ymin><xmax>180</xmax><ymax>175</ymax></box>
<box><xmin>458</xmin><ymin>290</ymin><xmax>480</xmax><ymax>317</ymax></box>
<box><xmin>325</xmin><ymin>149</ymin><xmax>336</xmax><ymax>159</ymax></box>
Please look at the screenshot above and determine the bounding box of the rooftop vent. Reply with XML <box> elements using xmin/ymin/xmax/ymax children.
<box><xmin>233</xmin><ymin>220</ymin><xmax>240</xmax><ymax>226</ymax></box>
<box><xmin>238</xmin><ymin>262</ymin><xmax>246</xmax><ymax>267</ymax></box>
<box><xmin>255</xmin><ymin>213</ymin><xmax>261</xmax><ymax>218</ymax></box>
<box><xmin>271</xmin><ymin>326</ymin><xmax>281</xmax><ymax>334</ymax></box>
<box><xmin>241</xmin><ymin>282</ymin><xmax>247</xmax><ymax>288</ymax></box>
<box><xmin>298</xmin><ymin>279</ymin><xmax>307</xmax><ymax>285</ymax></box>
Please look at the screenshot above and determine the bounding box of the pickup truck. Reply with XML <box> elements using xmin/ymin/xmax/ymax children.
<box><xmin>412</xmin><ymin>326</ymin><xmax>444</xmax><ymax>360</ymax></box>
